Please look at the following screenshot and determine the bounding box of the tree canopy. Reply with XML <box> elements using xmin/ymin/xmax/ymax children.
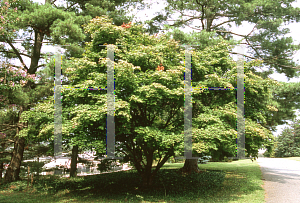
<box><xmin>1</xmin><ymin>0</ymin><xmax>300</xmax><ymax>184</ymax></box>
<box><xmin>15</xmin><ymin>15</ymin><xmax>285</xmax><ymax>186</ymax></box>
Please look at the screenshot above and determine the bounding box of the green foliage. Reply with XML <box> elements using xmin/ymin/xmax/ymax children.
<box><xmin>20</xmin><ymin>160</ymin><xmax>45</xmax><ymax>177</ymax></box>
<box><xmin>0</xmin><ymin>180</ymin><xmax>28</xmax><ymax>192</ymax></box>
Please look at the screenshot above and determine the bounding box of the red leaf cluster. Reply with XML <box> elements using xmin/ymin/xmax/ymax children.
<box><xmin>156</xmin><ymin>63</ymin><xmax>164</xmax><ymax>71</ymax></box>
<box><xmin>121</xmin><ymin>22</ymin><xmax>131</xmax><ymax>29</ymax></box>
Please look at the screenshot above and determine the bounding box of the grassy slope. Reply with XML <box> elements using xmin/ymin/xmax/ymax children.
<box><xmin>0</xmin><ymin>159</ymin><xmax>265</xmax><ymax>203</ymax></box>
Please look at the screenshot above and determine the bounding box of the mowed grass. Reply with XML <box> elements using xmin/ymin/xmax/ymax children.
<box><xmin>0</xmin><ymin>159</ymin><xmax>265</xmax><ymax>203</ymax></box>
<box><xmin>281</xmin><ymin>157</ymin><xmax>300</xmax><ymax>162</ymax></box>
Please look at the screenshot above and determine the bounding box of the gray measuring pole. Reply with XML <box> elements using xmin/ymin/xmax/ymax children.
<box><xmin>106</xmin><ymin>45</ymin><xmax>123</xmax><ymax>160</ymax></box>
<box><xmin>237</xmin><ymin>44</ymin><xmax>245</xmax><ymax>159</ymax></box>
<box><xmin>54</xmin><ymin>46</ymin><xmax>62</xmax><ymax>159</ymax></box>
<box><xmin>176</xmin><ymin>46</ymin><xmax>200</xmax><ymax>160</ymax></box>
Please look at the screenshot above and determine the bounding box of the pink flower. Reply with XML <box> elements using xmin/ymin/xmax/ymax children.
<box><xmin>1</xmin><ymin>16</ymin><xmax>4</xmax><ymax>19</ymax></box>
<box><xmin>14</xmin><ymin>7</ymin><xmax>17</xmax><ymax>11</ymax></box>
<box><xmin>4</xmin><ymin>2</ymin><xmax>8</xmax><ymax>6</ymax></box>
<box><xmin>12</xmin><ymin>82</ymin><xmax>14</xmax><ymax>86</ymax></box>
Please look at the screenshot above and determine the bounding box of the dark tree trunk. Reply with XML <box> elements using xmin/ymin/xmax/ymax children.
<box><xmin>0</xmin><ymin>142</ymin><xmax>5</xmax><ymax>182</ymax></box>
<box><xmin>139</xmin><ymin>150</ymin><xmax>173</xmax><ymax>189</ymax></box>
<box><xmin>141</xmin><ymin>150</ymin><xmax>155</xmax><ymax>188</ymax></box>
<box><xmin>177</xmin><ymin>159</ymin><xmax>203</xmax><ymax>175</ymax></box>
<box><xmin>4</xmin><ymin>136</ymin><xmax>25</xmax><ymax>183</ymax></box>
<box><xmin>4</xmin><ymin>30</ymin><xmax>43</xmax><ymax>183</ymax></box>
<box><xmin>0</xmin><ymin>161</ymin><xmax>3</xmax><ymax>181</ymax></box>
<box><xmin>141</xmin><ymin>172</ymin><xmax>155</xmax><ymax>188</ymax></box>
<box><xmin>4</xmin><ymin>106</ymin><xmax>26</xmax><ymax>183</ymax></box>
<box><xmin>70</xmin><ymin>145</ymin><xmax>78</xmax><ymax>177</ymax></box>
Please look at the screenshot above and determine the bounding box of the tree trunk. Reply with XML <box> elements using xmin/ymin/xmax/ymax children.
<box><xmin>177</xmin><ymin>159</ymin><xmax>202</xmax><ymax>175</ymax></box>
<box><xmin>141</xmin><ymin>172</ymin><xmax>155</xmax><ymax>188</ymax></box>
<box><xmin>4</xmin><ymin>136</ymin><xmax>25</xmax><ymax>182</ymax></box>
<box><xmin>3</xmin><ymin>20</ymin><xmax>44</xmax><ymax>184</ymax></box>
<box><xmin>0</xmin><ymin>161</ymin><xmax>3</xmax><ymax>181</ymax></box>
<box><xmin>70</xmin><ymin>145</ymin><xmax>78</xmax><ymax>177</ymax></box>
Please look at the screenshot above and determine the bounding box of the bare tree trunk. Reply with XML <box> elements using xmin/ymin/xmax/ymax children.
<box><xmin>177</xmin><ymin>159</ymin><xmax>202</xmax><ymax>175</ymax></box>
<box><xmin>70</xmin><ymin>145</ymin><xmax>78</xmax><ymax>177</ymax></box>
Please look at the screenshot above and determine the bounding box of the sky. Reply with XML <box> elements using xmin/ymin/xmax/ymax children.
<box><xmin>2</xmin><ymin>0</ymin><xmax>300</xmax><ymax>147</ymax></box>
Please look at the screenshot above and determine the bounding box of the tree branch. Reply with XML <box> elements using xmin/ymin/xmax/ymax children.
<box><xmin>247</xmin><ymin>24</ymin><xmax>258</xmax><ymax>37</ymax></box>
<box><xmin>210</xmin><ymin>19</ymin><xmax>237</xmax><ymax>30</ymax></box>
<box><xmin>167</xmin><ymin>16</ymin><xmax>201</xmax><ymax>28</ymax></box>
<box><xmin>153</xmin><ymin>146</ymin><xmax>174</xmax><ymax>175</ymax></box>
<box><xmin>0</xmin><ymin>126</ymin><xmax>19</xmax><ymax>132</ymax></box>
<box><xmin>6</xmin><ymin>40</ymin><xmax>28</xmax><ymax>70</ymax></box>
<box><xmin>0</xmin><ymin>50</ymin><xmax>32</xmax><ymax>58</ymax></box>
<box><xmin>162</xmin><ymin>102</ymin><xmax>177</xmax><ymax>129</ymax></box>
<box><xmin>0</xmin><ymin>151</ymin><xmax>13</xmax><ymax>155</ymax></box>
<box><xmin>64</xmin><ymin>2</ymin><xmax>78</xmax><ymax>11</ymax></box>
<box><xmin>230</xmin><ymin>51</ymin><xmax>300</xmax><ymax>70</ymax></box>
<box><xmin>0</xmin><ymin>123</ymin><xmax>26</xmax><ymax>128</ymax></box>
<box><xmin>214</xmin><ymin>13</ymin><xmax>237</xmax><ymax>18</ymax></box>
<box><xmin>214</xmin><ymin>30</ymin><xmax>246</xmax><ymax>38</ymax></box>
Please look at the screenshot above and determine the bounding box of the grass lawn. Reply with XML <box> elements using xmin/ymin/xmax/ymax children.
<box><xmin>0</xmin><ymin>159</ymin><xmax>265</xmax><ymax>203</ymax></box>
<box><xmin>281</xmin><ymin>157</ymin><xmax>300</xmax><ymax>162</ymax></box>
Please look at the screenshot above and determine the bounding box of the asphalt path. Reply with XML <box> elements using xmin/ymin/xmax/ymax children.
<box><xmin>257</xmin><ymin>157</ymin><xmax>300</xmax><ymax>203</ymax></box>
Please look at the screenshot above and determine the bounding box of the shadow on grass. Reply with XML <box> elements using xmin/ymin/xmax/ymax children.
<box><xmin>0</xmin><ymin>161</ymin><xmax>265</xmax><ymax>203</ymax></box>
<box><xmin>0</xmin><ymin>169</ymin><xmax>224</xmax><ymax>202</ymax></box>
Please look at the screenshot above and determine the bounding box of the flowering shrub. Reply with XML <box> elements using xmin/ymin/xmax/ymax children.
<box><xmin>0</xmin><ymin>0</ymin><xmax>18</xmax><ymax>36</ymax></box>
<box><xmin>0</xmin><ymin>62</ymin><xmax>39</xmax><ymax>111</ymax></box>
<box><xmin>0</xmin><ymin>64</ymin><xmax>38</xmax><ymax>88</ymax></box>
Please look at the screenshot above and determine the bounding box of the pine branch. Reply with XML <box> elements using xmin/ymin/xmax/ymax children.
<box><xmin>230</xmin><ymin>52</ymin><xmax>300</xmax><ymax>70</ymax></box>
<box><xmin>5</xmin><ymin>40</ymin><xmax>29</xmax><ymax>71</ymax></box>
<box><xmin>0</xmin><ymin>50</ymin><xmax>32</xmax><ymax>58</ymax></box>
<box><xmin>64</xmin><ymin>2</ymin><xmax>78</xmax><ymax>11</ymax></box>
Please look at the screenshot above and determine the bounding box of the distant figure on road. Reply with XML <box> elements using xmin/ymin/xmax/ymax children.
<box><xmin>250</xmin><ymin>156</ymin><xmax>257</xmax><ymax>162</ymax></box>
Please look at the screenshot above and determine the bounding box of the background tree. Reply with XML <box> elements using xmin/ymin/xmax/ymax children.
<box><xmin>143</xmin><ymin>0</ymin><xmax>300</xmax><ymax>79</ymax></box>
<box><xmin>273</xmin><ymin>118</ymin><xmax>300</xmax><ymax>157</ymax></box>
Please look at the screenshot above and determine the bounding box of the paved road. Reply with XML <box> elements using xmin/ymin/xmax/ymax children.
<box><xmin>257</xmin><ymin>157</ymin><xmax>300</xmax><ymax>203</ymax></box>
